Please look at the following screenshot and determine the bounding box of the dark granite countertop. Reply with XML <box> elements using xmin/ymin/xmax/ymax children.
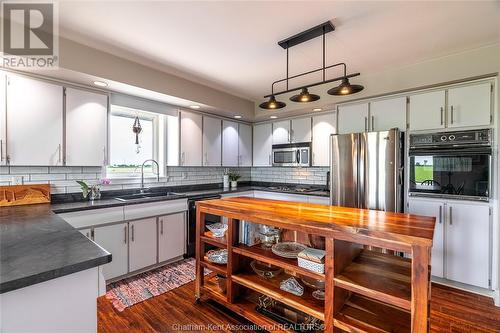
<box><xmin>0</xmin><ymin>204</ymin><xmax>111</xmax><ymax>294</ymax></box>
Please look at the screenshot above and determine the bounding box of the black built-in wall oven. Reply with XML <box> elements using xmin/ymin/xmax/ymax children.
<box><xmin>408</xmin><ymin>129</ymin><xmax>492</xmax><ymax>201</ymax></box>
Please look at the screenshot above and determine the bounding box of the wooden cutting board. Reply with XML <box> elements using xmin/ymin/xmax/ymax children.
<box><xmin>0</xmin><ymin>184</ymin><xmax>51</xmax><ymax>207</ymax></box>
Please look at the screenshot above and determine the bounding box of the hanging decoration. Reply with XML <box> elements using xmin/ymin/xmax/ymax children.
<box><xmin>132</xmin><ymin>116</ymin><xmax>142</xmax><ymax>154</ymax></box>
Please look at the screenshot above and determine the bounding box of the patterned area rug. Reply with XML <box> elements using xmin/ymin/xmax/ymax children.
<box><xmin>106</xmin><ymin>258</ymin><xmax>208</xmax><ymax>311</ymax></box>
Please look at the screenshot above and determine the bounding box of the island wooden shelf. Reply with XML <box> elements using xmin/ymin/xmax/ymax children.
<box><xmin>195</xmin><ymin>197</ymin><xmax>435</xmax><ymax>332</ymax></box>
<box><xmin>233</xmin><ymin>244</ymin><xmax>325</xmax><ymax>281</ymax></box>
<box><xmin>201</xmin><ymin>257</ymin><xmax>227</xmax><ymax>275</ymax></box>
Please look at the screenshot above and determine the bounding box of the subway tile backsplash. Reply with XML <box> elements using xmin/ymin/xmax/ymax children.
<box><xmin>0</xmin><ymin>165</ymin><xmax>328</xmax><ymax>194</ymax></box>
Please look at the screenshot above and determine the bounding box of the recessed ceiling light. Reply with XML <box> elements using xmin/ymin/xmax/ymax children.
<box><xmin>270</xmin><ymin>115</ymin><xmax>278</xmax><ymax>119</ymax></box>
<box><xmin>313</xmin><ymin>108</ymin><xmax>323</xmax><ymax>112</ymax></box>
<box><xmin>189</xmin><ymin>105</ymin><xmax>201</xmax><ymax>109</ymax></box>
<box><xmin>93</xmin><ymin>81</ymin><xmax>108</xmax><ymax>87</ymax></box>
<box><xmin>234</xmin><ymin>115</ymin><xmax>242</xmax><ymax>119</ymax></box>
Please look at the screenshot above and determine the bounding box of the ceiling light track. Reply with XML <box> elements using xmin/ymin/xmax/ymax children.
<box><xmin>260</xmin><ymin>21</ymin><xmax>364</xmax><ymax>110</ymax></box>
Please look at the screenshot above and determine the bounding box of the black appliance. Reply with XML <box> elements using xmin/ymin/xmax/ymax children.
<box><xmin>186</xmin><ymin>194</ymin><xmax>221</xmax><ymax>258</ymax></box>
<box><xmin>408</xmin><ymin>129</ymin><xmax>492</xmax><ymax>201</ymax></box>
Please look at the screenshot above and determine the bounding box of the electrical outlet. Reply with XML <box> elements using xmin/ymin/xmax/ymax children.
<box><xmin>11</xmin><ymin>176</ymin><xmax>23</xmax><ymax>185</ymax></box>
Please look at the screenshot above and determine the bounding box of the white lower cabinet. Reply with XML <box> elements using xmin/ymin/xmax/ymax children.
<box><xmin>408</xmin><ymin>198</ymin><xmax>491</xmax><ymax>288</ymax></box>
<box><xmin>93</xmin><ymin>223</ymin><xmax>128</xmax><ymax>280</ymax></box>
<box><xmin>158</xmin><ymin>213</ymin><xmax>186</xmax><ymax>263</ymax></box>
<box><xmin>408</xmin><ymin>199</ymin><xmax>445</xmax><ymax>278</ymax></box>
<box><xmin>129</xmin><ymin>218</ymin><xmax>158</xmax><ymax>272</ymax></box>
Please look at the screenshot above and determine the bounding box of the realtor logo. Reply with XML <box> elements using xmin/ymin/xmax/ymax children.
<box><xmin>1</xmin><ymin>1</ymin><xmax>59</xmax><ymax>69</ymax></box>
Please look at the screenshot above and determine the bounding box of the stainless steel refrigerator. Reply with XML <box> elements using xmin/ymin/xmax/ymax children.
<box><xmin>329</xmin><ymin>129</ymin><xmax>404</xmax><ymax>212</ymax></box>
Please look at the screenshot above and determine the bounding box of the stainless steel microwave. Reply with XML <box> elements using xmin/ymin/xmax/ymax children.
<box><xmin>272</xmin><ymin>142</ymin><xmax>311</xmax><ymax>167</ymax></box>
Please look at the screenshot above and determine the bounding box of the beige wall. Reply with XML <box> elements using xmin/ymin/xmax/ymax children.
<box><xmin>58</xmin><ymin>38</ymin><xmax>255</xmax><ymax>119</ymax></box>
<box><xmin>256</xmin><ymin>43</ymin><xmax>500</xmax><ymax>121</ymax></box>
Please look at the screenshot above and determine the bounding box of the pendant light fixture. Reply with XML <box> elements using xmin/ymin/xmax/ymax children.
<box><xmin>327</xmin><ymin>77</ymin><xmax>364</xmax><ymax>96</ymax></box>
<box><xmin>290</xmin><ymin>87</ymin><xmax>320</xmax><ymax>103</ymax></box>
<box><xmin>259</xmin><ymin>95</ymin><xmax>286</xmax><ymax>109</ymax></box>
<box><xmin>259</xmin><ymin>21</ymin><xmax>364</xmax><ymax>109</ymax></box>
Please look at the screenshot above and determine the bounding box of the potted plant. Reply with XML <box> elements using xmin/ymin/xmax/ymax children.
<box><xmin>228</xmin><ymin>171</ymin><xmax>241</xmax><ymax>188</ymax></box>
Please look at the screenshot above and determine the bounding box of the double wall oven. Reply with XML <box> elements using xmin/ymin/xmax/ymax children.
<box><xmin>408</xmin><ymin>129</ymin><xmax>492</xmax><ymax>201</ymax></box>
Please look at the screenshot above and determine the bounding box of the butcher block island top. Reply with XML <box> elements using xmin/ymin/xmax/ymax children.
<box><xmin>195</xmin><ymin>197</ymin><xmax>436</xmax><ymax>333</ymax></box>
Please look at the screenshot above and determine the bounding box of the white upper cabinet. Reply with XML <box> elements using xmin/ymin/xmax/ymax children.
<box><xmin>272</xmin><ymin>120</ymin><xmax>290</xmax><ymax>144</ymax></box>
<box><xmin>291</xmin><ymin>117</ymin><xmax>312</xmax><ymax>143</ymax></box>
<box><xmin>0</xmin><ymin>72</ymin><xmax>6</xmax><ymax>166</ymax></box>
<box><xmin>337</xmin><ymin>102</ymin><xmax>369</xmax><ymax>134</ymax></box>
<box><xmin>407</xmin><ymin>198</ymin><xmax>444</xmax><ymax>278</ymax></box>
<box><xmin>408</xmin><ymin>90</ymin><xmax>446</xmax><ymax>131</ymax></box>
<box><xmin>253</xmin><ymin>123</ymin><xmax>272</xmax><ymax>166</ymax></box>
<box><xmin>445</xmin><ymin>202</ymin><xmax>490</xmax><ymax>289</ymax></box>
<box><xmin>222</xmin><ymin>120</ymin><xmax>239</xmax><ymax>166</ymax></box>
<box><xmin>180</xmin><ymin>111</ymin><xmax>202</xmax><ymax>166</ymax></box>
<box><xmin>238</xmin><ymin>123</ymin><xmax>252</xmax><ymax>166</ymax></box>
<box><xmin>312</xmin><ymin>113</ymin><xmax>336</xmax><ymax>166</ymax></box>
<box><xmin>369</xmin><ymin>97</ymin><xmax>407</xmax><ymax>131</ymax></box>
<box><xmin>65</xmin><ymin>88</ymin><xmax>108</xmax><ymax>166</ymax></box>
<box><xmin>6</xmin><ymin>75</ymin><xmax>63</xmax><ymax>166</ymax></box>
<box><xmin>202</xmin><ymin>116</ymin><xmax>221</xmax><ymax>166</ymax></box>
<box><xmin>447</xmin><ymin>82</ymin><xmax>492</xmax><ymax>128</ymax></box>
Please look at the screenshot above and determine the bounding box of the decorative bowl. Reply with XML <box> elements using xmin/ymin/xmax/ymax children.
<box><xmin>206</xmin><ymin>249</ymin><xmax>228</xmax><ymax>264</ymax></box>
<box><xmin>312</xmin><ymin>290</ymin><xmax>325</xmax><ymax>301</ymax></box>
<box><xmin>250</xmin><ymin>260</ymin><xmax>283</xmax><ymax>280</ymax></box>
<box><xmin>300</xmin><ymin>276</ymin><xmax>325</xmax><ymax>291</ymax></box>
<box><xmin>271</xmin><ymin>242</ymin><xmax>307</xmax><ymax>259</ymax></box>
<box><xmin>206</xmin><ymin>223</ymin><xmax>228</xmax><ymax>238</ymax></box>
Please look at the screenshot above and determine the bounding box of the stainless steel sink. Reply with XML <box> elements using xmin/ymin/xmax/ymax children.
<box><xmin>115</xmin><ymin>192</ymin><xmax>183</xmax><ymax>202</ymax></box>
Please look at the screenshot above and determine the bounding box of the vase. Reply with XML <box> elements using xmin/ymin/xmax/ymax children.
<box><xmin>231</xmin><ymin>181</ymin><xmax>237</xmax><ymax>188</ymax></box>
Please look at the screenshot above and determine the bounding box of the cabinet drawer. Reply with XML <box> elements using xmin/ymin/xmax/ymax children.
<box><xmin>59</xmin><ymin>207</ymin><xmax>124</xmax><ymax>229</ymax></box>
<box><xmin>123</xmin><ymin>199</ymin><xmax>187</xmax><ymax>220</ymax></box>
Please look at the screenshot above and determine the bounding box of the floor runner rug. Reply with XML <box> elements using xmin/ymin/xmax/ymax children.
<box><xmin>105</xmin><ymin>258</ymin><xmax>208</xmax><ymax>311</ymax></box>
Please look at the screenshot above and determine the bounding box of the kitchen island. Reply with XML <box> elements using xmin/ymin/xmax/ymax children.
<box><xmin>195</xmin><ymin>197</ymin><xmax>435</xmax><ymax>333</ymax></box>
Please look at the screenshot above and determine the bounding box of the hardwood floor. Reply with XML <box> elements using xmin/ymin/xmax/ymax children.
<box><xmin>98</xmin><ymin>282</ymin><xmax>500</xmax><ymax>333</ymax></box>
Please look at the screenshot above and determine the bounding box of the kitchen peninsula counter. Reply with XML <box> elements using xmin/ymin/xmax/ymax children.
<box><xmin>195</xmin><ymin>197</ymin><xmax>435</xmax><ymax>333</ymax></box>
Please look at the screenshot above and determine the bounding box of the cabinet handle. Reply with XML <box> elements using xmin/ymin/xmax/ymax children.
<box><xmin>364</xmin><ymin>117</ymin><xmax>368</xmax><ymax>132</ymax></box>
<box><xmin>0</xmin><ymin>140</ymin><xmax>3</xmax><ymax>162</ymax></box>
<box><xmin>312</xmin><ymin>152</ymin><xmax>315</xmax><ymax>165</ymax></box>
<box><xmin>131</xmin><ymin>224</ymin><xmax>135</xmax><ymax>241</ymax></box>
<box><xmin>58</xmin><ymin>144</ymin><xmax>62</xmax><ymax>163</ymax></box>
<box><xmin>160</xmin><ymin>219</ymin><xmax>164</xmax><ymax>235</ymax></box>
<box><xmin>439</xmin><ymin>206</ymin><xmax>442</xmax><ymax>224</ymax></box>
<box><xmin>450</xmin><ymin>105</ymin><xmax>454</xmax><ymax>124</ymax></box>
<box><xmin>440</xmin><ymin>107</ymin><xmax>444</xmax><ymax>125</ymax></box>
<box><xmin>371</xmin><ymin>115</ymin><xmax>374</xmax><ymax>131</ymax></box>
<box><xmin>181</xmin><ymin>152</ymin><xmax>185</xmax><ymax>165</ymax></box>
<box><xmin>449</xmin><ymin>206</ymin><xmax>453</xmax><ymax>225</ymax></box>
<box><xmin>103</xmin><ymin>146</ymin><xmax>106</xmax><ymax>165</ymax></box>
<box><xmin>268</xmin><ymin>154</ymin><xmax>272</xmax><ymax>166</ymax></box>
<box><xmin>124</xmin><ymin>226</ymin><xmax>127</xmax><ymax>244</ymax></box>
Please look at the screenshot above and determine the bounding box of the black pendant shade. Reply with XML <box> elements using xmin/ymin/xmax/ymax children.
<box><xmin>289</xmin><ymin>88</ymin><xmax>320</xmax><ymax>103</ymax></box>
<box><xmin>327</xmin><ymin>77</ymin><xmax>364</xmax><ymax>96</ymax></box>
<box><xmin>259</xmin><ymin>95</ymin><xmax>286</xmax><ymax>110</ymax></box>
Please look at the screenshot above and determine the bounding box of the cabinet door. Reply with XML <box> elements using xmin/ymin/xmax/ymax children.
<box><xmin>222</xmin><ymin>120</ymin><xmax>239</xmax><ymax>166</ymax></box>
<box><xmin>238</xmin><ymin>123</ymin><xmax>252</xmax><ymax>166</ymax></box>
<box><xmin>272</xmin><ymin>120</ymin><xmax>290</xmax><ymax>144</ymax></box>
<box><xmin>408</xmin><ymin>90</ymin><xmax>445</xmax><ymax>131</ymax></box>
<box><xmin>158</xmin><ymin>213</ymin><xmax>186</xmax><ymax>262</ymax></box>
<box><xmin>6</xmin><ymin>75</ymin><xmax>63</xmax><ymax>165</ymax></box>
<box><xmin>253</xmin><ymin>123</ymin><xmax>272</xmax><ymax>166</ymax></box>
<box><xmin>0</xmin><ymin>72</ymin><xmax>6</xmax><ymax>165</ymax></box>
<box><xmin>337</xmin><ymin>103</ymin><xmax>369</xmax><ymax>134</ymax></box>
<box><xmin>448</xmin><ymin>83</ymin><xmax>492</xmax><ymax>128</ymax></box>
<box><xmin>312</xmin><ymin>114</ymin><xmax>335</xmax><ymax>166</ymax></box>
<box><xmin>93</xmin><ymin>223</ymin><xmax>128</xmax><ymax>280</ymax></box>
<box><xmin>445</xmin><ymin>203</ymin><xmax>490</xmax><ymax>288</ymax></box>
<box><xmin>79</xmin><ymin>228</ymin><xmax>92</xmax><ymax>240</ymax></box>
<box><xmin>65</xmin><ymin>88</ymin><xmax>108</xmax><ymax>166</ymax></box>
<box><xmin>180</xmin><ymin>111</ymin><xmax>202</xmax><ymax>166</ymax></box>
<box><xmin>129</xmin><ymin>218</ymin><xmax>157</xmax><ymax>272</ymax></box>
<box><xmin>408</xmin><ymin>199</ymin><xmax>444</xmax><ymax>278</ymax></box>
<box><xmin>291</xmin><ymin>117</ymin><xmax>311</xmax><ymax>143</ymax></box>
<box><xmin>369</xmin><ymin>97</ymin><xmax>406</xmax><ymax>131</ymax></box>
<box><xmin>202</xmin><ymin>116</ymin><xmax>221</xmax><ymax>166</ymax></box>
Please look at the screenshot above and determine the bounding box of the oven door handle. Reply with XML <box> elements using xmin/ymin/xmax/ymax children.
<box><xmin>409</xmin><ymin>148</ymin><xmax>492</xmax><ymax>156</ymax></box>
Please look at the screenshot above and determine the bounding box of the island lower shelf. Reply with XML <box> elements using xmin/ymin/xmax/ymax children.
<box><xmin>195</xmin><ymin>197</ymin><xmax>434</xmax><ymax>332</ymax></box>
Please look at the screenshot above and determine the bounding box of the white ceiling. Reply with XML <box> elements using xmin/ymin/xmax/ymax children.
<box><xmin>59</xmin><ymin>1</ymin><xmax>500</xmax><ymax>105</ymax></box>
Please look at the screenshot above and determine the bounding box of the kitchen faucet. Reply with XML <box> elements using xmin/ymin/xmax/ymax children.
<box><xmin>140</xmin><ymin>159</ymin><xmax>160</xmax><ymax>193</ymax></box>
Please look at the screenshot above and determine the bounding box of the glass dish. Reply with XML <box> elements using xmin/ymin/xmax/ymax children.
<box><xmin>206</xmin><ymin>249</ymin><xmax>228</xmax><ymax>264</ymax></box>
<box><xmin>206</xmin><ymin>223</ymin><xmax>228</xmax><ymax>238</ymax></box>
<box><xmin>271</xmin><ymin>242</ymin><xmax>307</xmax><ymax>259</ymax></box>
<box><xmin>250</xmin><ymin>260</ymin><xmax>283</xmax><ymax>280</ymax></box>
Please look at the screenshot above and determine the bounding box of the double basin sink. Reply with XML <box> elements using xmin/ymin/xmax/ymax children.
<box><xmin>114</xmin><ymin>191</ymin><xmax>185</xmax><ymax>202</ymax></box>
